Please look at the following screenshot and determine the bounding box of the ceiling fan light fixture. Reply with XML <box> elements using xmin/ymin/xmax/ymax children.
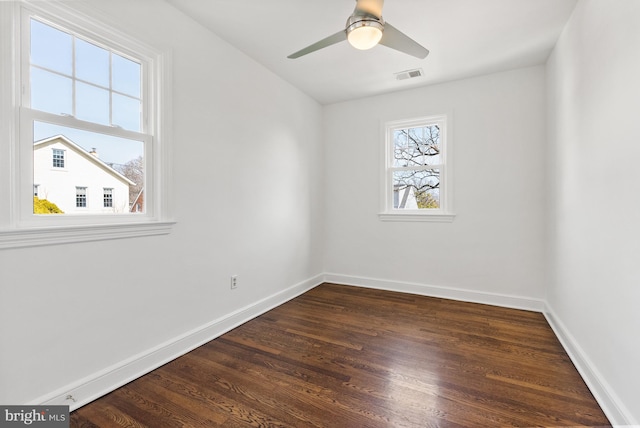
<box><xmin>346</xmin><ymin>18</ymin><xmax>384</xmax><ymax>50</ymax></box>
<box><xmin>287</xmin><ymin>1</ymin><xmax>429</xmax><ymax>60</ymax></box>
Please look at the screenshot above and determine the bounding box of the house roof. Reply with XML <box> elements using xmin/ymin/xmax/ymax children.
<box><xmin>34</xmin><ymin>135</ymin><xmax>136</xmax><ymax>186</ymax></box>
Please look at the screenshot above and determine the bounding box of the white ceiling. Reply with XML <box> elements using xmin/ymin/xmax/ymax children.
<box><xmin>165</xmin><ymin>0</ymin><xmax>577</xmax><ymax>105</ymax></box>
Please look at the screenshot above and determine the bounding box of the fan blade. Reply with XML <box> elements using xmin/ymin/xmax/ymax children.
<box><xmin>355</xmin><ymin>0</ymin><xmax>384</xmax><ymax>18</ymax></box>
<box><xmin>379</xmin><ymin>22</ymin><xmax>429</xmax><ymax>59</ymax></box>
<box><xmin>287</xmin><ymin>30</ymin><xmax>347</xmax><ymax>59</ymax></box>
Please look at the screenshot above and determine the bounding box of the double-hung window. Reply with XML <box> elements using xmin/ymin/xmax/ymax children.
<box><xmin>75</xmin><ymin>187</ymin><xmax>87</xmax><ymax>208</ymax></box>
<box><xmin>52</xmin><ymin>148</ymin><xmax>65</xmax><ymax>168</ymax></box>
<box><xmin>103</xmin><ymin>188</ymin><xmax>113</xmax><ymax>208</ymax></box>
<box><xmin>380</xmin><ymin>115</ymin><xmax>455</xmax><ymax>222</ymax></box>
<box><xmin>0</xmin><ymin>1</ymin><xmax>173</xmax><ymax>248</ymax></box>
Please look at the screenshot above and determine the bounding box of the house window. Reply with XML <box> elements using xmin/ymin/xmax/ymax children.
<box><xmin>0</xmin><ymin>1</ymin><xmax>173</xmax><ymax>249</ymax></box>
<box><xmin>52</xmin><ymin>149</ymin><xmax>65</xmax><ymax>168</ymax></box>
<box><xmin>75</xmin><ymin>187</ymin><xmax>87</xmax><ymax>208</ymax></box>
<box><xmin>380</xmin><ymin>115</ymin><xmax>455</xmax><ymax>222</ymax></box>
<box><xmin>103</xmin><ymin>188</ymin><xmax>113</xmax><ymax>208</ymax></box>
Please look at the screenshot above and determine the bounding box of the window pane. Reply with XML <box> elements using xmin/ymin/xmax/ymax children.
<box><xmin>113</xmin><ymin>93</ymin><xmax>141</xmax><ymax>131</ymax></box>
<box><xmin>112</xmin><ymin>54</ymin><xmax>140</xmax><ymax>97</ymax></box>
<box><xmin>76</xmin><ymin>39</ymin><xmax>109</xmax><ymax>87</ymax></box>
<box><xmin>392</xmin><ymin>169</ymin><xmax>440</xmax><ymax>209</ymax></box>
<box><xmin>76</xmin><ymin>82</ymin><xmax>109</xmax><ymax>125</ymax></box>
<box><xmin>33</xmin><ymin>122</ymin><xmax>145</xmax><ymax>214</ymax></box>
<box><xmin>393</xmin><ymin>130</ymin><xmax>408</xmax><ymax>167</ymax></box>
<box><xmin>30</xmin><ymin>67</ymin><xmax>72</xmax><ymax>115</ymax></box>
<box><xmin>394</xmin><ymin>126</ymin><xmax>441</xmax><ymax>167</ymax></box>
<box><xmin>30</xmin><ymin>19</ymin><xmax>72</xmax><ymax>75</ymax></box>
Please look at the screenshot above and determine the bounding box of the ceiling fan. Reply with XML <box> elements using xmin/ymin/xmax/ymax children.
<box><xmin>287</xmin><ymin>0</ymin><xmax>429</xmax><ymax>59</ymax></box>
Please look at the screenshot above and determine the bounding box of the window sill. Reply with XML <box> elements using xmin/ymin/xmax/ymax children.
<box><xmin>378</xmin><ymin>212</ymin><xmax>456</xmax><ymax>223</ymax></box>
<box><xmin>0</xmin><ymin>221</ymin><xmax>175</xmax><ymax>250</ymax></box>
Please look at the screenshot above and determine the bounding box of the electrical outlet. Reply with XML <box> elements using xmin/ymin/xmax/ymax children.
<box><xmin>230</xmin><ymin>275</ymin><xmax>238</xmax><ymax>289</ymax></box>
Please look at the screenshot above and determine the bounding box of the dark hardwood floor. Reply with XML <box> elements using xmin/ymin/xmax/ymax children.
<box><xmin>71</xmin><ymin>283</ymin><xmax>610</xmax><ymax>427</ymax></box>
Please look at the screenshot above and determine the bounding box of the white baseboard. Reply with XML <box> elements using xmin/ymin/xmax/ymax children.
<box><xmin>35</xmin><ymin>274</ymin><xmax>324</xmax><ymax>411</ymax></box>
<box><xmin>544</xmin><ymin>304</ymin><xmax>636</xmax><ymax>427</ymax></box>
<box><xmin>323</xmin><ymin>273</ymin><xmax>545</xmax><ymax>312</ymax></box>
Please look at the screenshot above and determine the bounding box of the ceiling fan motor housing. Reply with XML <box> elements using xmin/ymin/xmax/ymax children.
<box><xmin>346</xmin><ymin>14</ymin><xmax>384</xmax><ymax>50</ymax></box>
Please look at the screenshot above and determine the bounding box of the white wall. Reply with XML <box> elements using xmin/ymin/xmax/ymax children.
<box><xmin>546</xmin><ymin>0</ymin><xmax>640</xmax><ymax>424</ymax></box>
<box><xmin>323</xmin><ymin>67</ymin><xmax>547</xmax><ymax>307</ymax></box>
<box><xmin>0</xmin><ymin>0</ymin><xmax>324</xmax><ymax>406</ymax></box>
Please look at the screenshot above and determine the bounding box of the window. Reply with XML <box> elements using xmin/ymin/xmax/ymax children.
<box><xmin>52</xmin><ymin>148</ymin><xmax>65</xmax><ymax>168</ymax></box>
<box><xmin>0</xmin><ymin>1</ymin><xmax>173</xmax><ymax>249</ymax></box>
<box><xmin>103</xmin><ymin>188</ymin><xmax>113</xmax><ymax>208</ymax></box>
<box><xmin>27</xmin><ymin>16</ymin><xmax>145</xmax><ymax>216</ymax></box>
<box><xmin>380</xmin><ymin>115</ymin><xmax>454</xmax><ymax>222</ymax></box>
<box><xmin>75</xmin><ymin>187</ymin><xmax>87</xmax><ymax>208</ymax></box>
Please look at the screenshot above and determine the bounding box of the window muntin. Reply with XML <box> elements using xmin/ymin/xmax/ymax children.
<box><xmin>382</xmin><ymin>115</ymin><xmax>453</xmax><ymax>221</ymax></box>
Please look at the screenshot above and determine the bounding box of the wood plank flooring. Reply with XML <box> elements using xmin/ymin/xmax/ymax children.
<box><xmin>71</xmin><ymin>283</ymin><xmax>611</xmax><ymax>427</ymax></box>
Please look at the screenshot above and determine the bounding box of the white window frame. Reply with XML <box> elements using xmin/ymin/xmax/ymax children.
<box><xmin>0</xmin><ymin>1</ymin><xmax>174</xmax><ymax>249</ymax></box>
<box><xmin>379</xmin><ymin>114</ymin><xmax>455</xmax><ymax>222</ymax></box>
